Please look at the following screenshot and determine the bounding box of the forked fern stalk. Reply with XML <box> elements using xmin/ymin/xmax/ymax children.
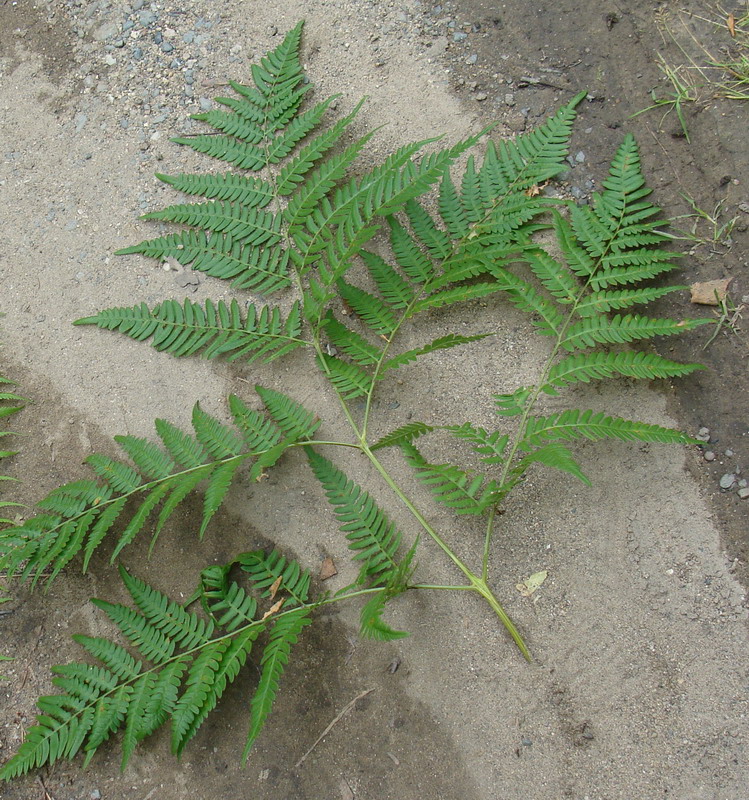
<box><xmin>1</xmin><ymin>21</ymin><xmax>708</xmax><ymax>780</ymax></box>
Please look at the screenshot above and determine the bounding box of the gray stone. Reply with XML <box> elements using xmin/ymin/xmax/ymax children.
<box><xmin>719</xmin><ymin>473</ymin><xmax>737</xmax><ymax>490</ymax></box>
<box><xmin>92</xmin><ymin>22</ymin><xmax>118</xmax><ymax>42</ymax></box>
<box><xmin>703</xmin><ymin>451</ymin><xmax>716</xmax><ymax>462</ymax></box>
<box><xmin>453</xmin><ymin>31</ymin><xmax>468</xmax><ymax>42</ymax></box>
<box><xmin>138</xmin><ymin>11</ymin><xmax>157</xmax><ymax>26</ymax></box>
<box><xmin>738</xmin><ymin>487</ymin><xmax>749</xmax><ymax>500</ymax></box>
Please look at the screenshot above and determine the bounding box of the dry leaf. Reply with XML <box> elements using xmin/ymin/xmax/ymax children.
<box><xmin>261</xmin><ymin>598</ymin><xmax>284</xmax><ymax>620</ymax></box>
<box><xmin>516</xmin><ymin>569</ymin><xmax>548</xmax><ymax>597</ymax></box>
<box><xmin>320</xmin><ymin>556</ymin><xmax>338</xmax><ymax>580</ymax></box>
<box><xmin>690</xmin><ymin>278</ymin><xmax>733</xmax><ymax>305</ymax></box>
<box><xmin>728</xmin><ymin>13</ymin><xmax>736</xmax><ymax>37</ymax></box>
<box><xmin>268</xmin><ymin>575</ymin><xmax>282</xmax><ymax>600</ymax></box>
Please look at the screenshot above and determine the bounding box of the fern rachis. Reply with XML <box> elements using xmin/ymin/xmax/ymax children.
<box><xmin>0</xmin><ymin>22</ymin><xmax>709</xmax><ymax>781</ymax></box>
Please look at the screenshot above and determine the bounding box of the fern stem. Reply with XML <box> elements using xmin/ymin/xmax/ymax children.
<box><xmin>481</xmin><ymin>507</ymin><xmax>496</xmax><ymax>582</ymax></box>
<box><xmin>408</xmin><ymin>583</ymin><xmax>474</xmax><ymax>591</ymax></box>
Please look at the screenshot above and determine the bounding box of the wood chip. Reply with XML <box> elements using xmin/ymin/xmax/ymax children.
<box><xmin>690</xmin><ymin>278</ymin><xmax>733</xmax><ymax>305</ymax></box>
<box><xmin>320</xmin><ymin>556</ymin><xmax>338</xmax><ymax>580</ymax></box>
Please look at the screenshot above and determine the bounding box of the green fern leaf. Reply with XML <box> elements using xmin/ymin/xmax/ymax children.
<box><xmin>360</xmin><ymin>590</ymin><xmax>409</xmax><ymax>641</ymax></box>
<box><xmin>117</xmin><ymin>231</ymin><xmax>292</xmax><ymax>294</ymax></box>
<box><xmin>511</xmin><ymin>442</ymin><xmax>590</xmax><ymax>485</ymax></box>
<box><xmin>481</xmin><ymin>92</ymin><xmax>585</xmax><ymax>194</ymax></box>
<box><xmin>521</xmin><ymin>410</ymin><xmax>697</xmax><ymax>446</ymax></box>
<box><xmin>192</xmin><ymin>404</ymin><xmax>244</xmax><ymax>459</ymax></box>
<box><xmin>75</xmin><ymin>299</ymin><xmax>305</xmax><ymax>363</ymax></box>
<box><xmin>199</xmin><ymin>564</ymin><xmax>258</xmax><ymax>632</ymax></box>
<box><xmin>447</xmin><ymin>423</ymin><xmax>509</xmax><ymax>465</ymax></box>
<box><xmin>317</xmin><ymin>353</ymin><xmax>373</xmax><ymax>399</ymax></box>
<box><xmin>575</xmin><ymin>285</ymin><xmax>687</xmax><ymax>314</ymax></box>
<box><xmin>360</xmin><ymin>249</ymin><xmax>416</xmax><ymax>309</ymax></box>
<box><xmin>410</xmin><ymin>282</ymin><xmax>506</xmax><ymax>314</ymax></box>
<box><xmin>488</xmin><ymin>267</ymin><xmax>564</xmax><ymax>336</ymax></box>
<box><xmin>561</xmin><ymin>314</ymin><xmax>710</xmax><ymax>351</ymax></box>
<box><xmin>143</xmin><ymin>203</ymin><xmax>281</xmax><ymax>246</ymax></box>
<box><xmin>238</xmin><ymin>550</ymin><xmax>312</xmax><ymax>606</ymax></box>
<box><xmin>279</xmin><ymin>98</ymin><xmax>366</xmax><ymax>196</ymax></box>
<box><xmin>336</xmin><ymin>279</ymin><xmax>397</xmax><ymax>336</ymax></box>
<box><xmin>388</xmin><ymin>216</ymin><xmax>435</xmax><ymax>283</ymax></box>
<box><xmin>381</xmin><ymin>333</ymin><xmax>492</xmax><ymax>373</ymax></box>
<box><xmin>228</xmin><ymin>394</ymin><xmax>283</xmax><ymax>454</ymax></box>
<box><xmin>254</xmin><ymin>385</ymin><xmax>320</xmax><ymax>440</ymax></box>
<box><xmin>306</xmin><ymin>448</ymin><xmax>402</xmax><ymax>582</ymax></box>
<box><xmin>323</xmin><ymin>313</ymin><xmax>382</xmax><ymax>365</ymax></box>
<box><xmin>404</xmin><ymin>198</ymin><xmax>452</xmax><ymax>259</ymax></box>
<box><xmin>200</xmin><ymin>459</ymin><xmax>242</xmax><ymax>538</ymax></box>
<box><xmin>154</xmin><ymin>171</ymin><xmax>273</xmax><ymax>207</ymax></box>
<box><xmin>243</xmin><ymin>608</ymin><xmax>312</xmax><ymax>762</ymax></box>
<box><xmin>544</xmin><ymin>350</ymin><xmax>703</xmax><ymax>391</ymax></box>
<box><xmin>370</xmin><ymin>422</ymin><xmax>435</xmax><ymax>451</ymax></box>
<box><xmin>401</xmin><ymin>442</ymin><xmax>499</xmax><ymax>515</ymax></box>
<box><xmin>525</xmin><ymin>248</ymin><xmax>579</xmax><ymax>304</ymax></box>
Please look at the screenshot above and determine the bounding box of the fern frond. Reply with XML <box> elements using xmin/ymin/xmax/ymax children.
<box><xmin>447</xmin><ymin>423</ymin><xmax>509</xmax><ymax>465</ymax></box>
<box><xmin>228</xmin><ymin>394</ymin><xmax>283</xmax><ymax>453</ymax></box>
<box><xmin>360</xmin><ymin>590</ymin><xmax>409</xmax><ymax>641</ymax></box>
<box><xmin>521</xmin><ymin>410</ymin><xmax>697</xmax><ymax>447</ymax></box>
<box><xmin>575</xmin><ymin>285</ymin><xmax>687</xmax><ymax>314</ymax></box>
<box><xmin>116</xmin><ymin>232</ymin><xmax>292</xmax><ymax>294</ymax></box>
<box><xmin>360</xmin><ymin>249</ymin><xmax>415</xmax><ymax>309</ymax></box>
<box><xmin>323</xmin><ymin>313</ymin><xmax>382</xmax><ymax>365</ymax></box>
<box><xmin>75</xmin><ymin>299</ymin><xmax>305</xmax><ymax>363</ymax></box>
<box><xmin>154</xmin><ymin>171</ymin><xmax>274</xmax><ymax>207</ymax></box>
<box><xmin>306</xmin><ymin>449</ymin><xmax>403</xmax><ymax>582</ymax></box>
<box><xmin>238</xmin><ymin>550</ymin><xmax>312</xmax><ymax>606</ymax></box>
<box><xmin>381</xmin><ymin>333</ymin><xmax>492</xmax><ymax>373</ymax></box>
<box><xmin>543</xmin><ymin>350</ymin><xmax>703</xmax><ymax>391</ymax></box>
<box><xmin>481</xmin><ymin>91</ymin><xmax>585</xmax><ymax>194</ymax></box>
<box><xmin>0</xmin><ymin>397</ymin><xmax>306</xmax><ymax>585</ymax></box>
<box><xmin>510</xmin><ymin>442</ymin><xmax>590</xmax><ymax>486</ymax></box>
<box><xmin>243</xmin><ymin>608</ymin><xmax>312</xmax><ymax>762</ymax></box>
<box><xmin>254</xmin><ymin>385</ymin><xmax>320</xmax><ymax>440</ymax></box>
<box><xmin>317</xmin><ymin>353</ymin><xmax>373</xmax><ymax>399</ymax></box>
<box><xmin>370</xmin><ymin>422</ymin><xmax>435</xmax><ymax>451</ymax></box>
<box><xmin>199</xmin><ymin>564</ymin><xmax>258</xmax><ymax>632</ymax></box>
<box><xmin>401</xmin><ymin>442</ymin><xmax>499</xmax><ymax>515</ymax></box>
<box><xmin>388</xmin><ymin>216</ymin><xmax>435</xmax><ymax>283</ymax></box>
<box><xmin>336</xmin><ymin>280</ymin><xmax>397</xmax><ymax>336</ymax></box>
<box><xmin>561</xmin><ymin>314</ymin><xmax>710</xmax><ymax>351</ymax></box>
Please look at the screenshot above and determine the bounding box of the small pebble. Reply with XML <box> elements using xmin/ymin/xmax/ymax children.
<box><xmin>575</xmin><ymin>151</ymin><xmax>586</xmax><ymax>163</ymax></box>
<box><xmin>725</xmin><ymin>449</ymin><xmax>734</xmax><ymax>457</ymax></box>
<box><xmin>696</xmin><ymin>427</ymin><xmax>711</xmax><ymax>442</ymax></box>
<box><xmin>738</xmin><ymin>488</ymin><xmax>749</xmax><ymax>500</ymax></box>
<box><xmin>475</xmin><ymin>92</ymin><xmax>488</xmax><ymax>101</ymax></box>
<box><xmin>161</xmin><ymin>42</ymin><xmax>174</xmax><ymax>54</ymax></box>
<box><xmin>90</xmin><ymin>790</ymin><xmax>101</xmax><ymax>800</ymax></box>
<box><xmin>453</xmin><ymin>31</ymin><xmax>468</xmax><ymax>42</ymax></box>
<box><xmin>719</xmin><ymin>473</ymin><xmax>737</xmax><ymax>490</ymax></box>
<box><xmin>703</xmin><ymin>451</ymin><xmax>716</xmax><ymax>462</ymax></box>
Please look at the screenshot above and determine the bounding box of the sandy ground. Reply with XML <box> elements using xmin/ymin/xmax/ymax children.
<box><xmin>1</xmin><ymin>1</ymin><xmax>748</xmax><ymax>798</ymax></box>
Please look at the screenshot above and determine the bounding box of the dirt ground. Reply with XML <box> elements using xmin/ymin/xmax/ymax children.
<box><xmin>1</xmin><ymin>1</ymin><xmax>748</xmax><ymax>799</ymax></box>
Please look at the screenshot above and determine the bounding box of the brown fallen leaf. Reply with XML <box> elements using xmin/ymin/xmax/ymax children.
<box><xmin>261</xmin><ymin>598</ymin><xmax>284</xmax><ymax>620</ymax></box>
<box><xmin>268</xmin><ymin>575</ymin><xmax>282</xmax><ymax>600</ymax></box>
<box><xmin>690</xmin><ymin>278</ymin><xmax>733</xmax><ymax>305</ymax></box>
<box><xmin>320</xmin><ymin>556</ymin><xmax>338</xmax><ymax>580</ymax></box>
<box><xmin>728</xmin><ymin>13</ymin><xmax>736</xmax><ymax>37</ymax></box>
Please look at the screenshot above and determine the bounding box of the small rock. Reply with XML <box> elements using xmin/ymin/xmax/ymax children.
<box><xmin>719</xmin><ymin>473</ymin><xmax>737</xmax><ymax>490</ymax></box>
<box><xmin>161</xmin><ymin>42</ymin><xmax>174</xmax><ymax>54</ymax></box>
<box><xmin>696</xmin><ymin>427</ymin><xmax>711</xmax><ymax>442</ymax></box>
<box><xmin>92</xmin><ymin>22</ymin><xmax>118</xmax><ymax>42</ymax></box>
<box><xmin>453</xmin><ymin>31</ymin><xmax>468</xmax><ymax>42</ymax></box>
<box><xmin>704</xmin><ymin>451</ymin><xmax>716</xmax><ymax>462</ymax></box>
<box><xmin>103</xmin><ymin>54</ymin><xmax>116</xmax><ymax>66</ymax></box>
<box><xmin>466</xmin><ymin>53</ymin><xmax>477</xmax><ymax>64</ymax></box>
<box><xmin>199</xmin><ymin>97</ymin><xmax>212</xmax><ymax>111</ymax></box>
<box><xmin>475</xmin><ymin>92</ymin><xmax>488</xmax><ymax>101</ymax></box>
<box><xmin>132</xmin><ymin>47</ymin><xmax>143</xmax><ymax>60</ymax></box>
<box><xmin>575</xmin><ymin>151</ymin><xmax>586</xmax><ymax>163</ymax></box>
<box><xmin>521</xmin><ymin>738</ymin><xmax>532</xmax><ymax>746</ymax></box>
<box><xmin>738</xmin><ymin>487</ymin><xmax>749</xmax><ymax>500</ymax></box>
<box><xmin>504</xmin><ymin>92</ymin><xmax>515</xmax><ymax>106</ymax></box>
<box><xmin>90</xmin><ymin>790</ymin><xmax>102</xmax><ymax>800</ymax></box>
<box><xmin>738</xmin><ymin>479</ymin><xmax>748</xmax><ymax>488</ymax></box>
<box><xmin>139</xmin><ymin>11</ymin><xmax>157</xmax><ymax>26</ymax></box>
<box><xmin>153</xmin><ymin>31</ymin><xmax>163</xmax><ymax>45</ymax></box>
<box><xmin>725</xmin><ymin>449</ymin><xmax>734</xmax><ymax>457</ymax></box>
<box><xmin>183</xmin><ymin>31</ymin><xmax>195</xmax><ymax>43</ymax></box>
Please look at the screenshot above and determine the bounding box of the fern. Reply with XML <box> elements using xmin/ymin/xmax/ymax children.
<box><xmin>0</xmin><ymin>555</ymin><xmax>320</xmax><ymax>778</ymax></box>
<box><xmin>2</xmin><ymin>22</ymin><xmax>711</xmax><ymax>783</ymax></box>
<box><xmin>0</xmin><ymin>390</ymin><xmax>317</xmax><ymax>585</ymax></box>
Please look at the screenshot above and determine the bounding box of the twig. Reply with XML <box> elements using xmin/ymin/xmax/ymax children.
<box><xmin>36</xmin><ymin>775</ymin><xmax>56</xmax><ymax>800</ymax></box>
<box><xmin>294</xmin><ymin>688</ymin><xmax>374</xmax><ymax>768</ymax></box>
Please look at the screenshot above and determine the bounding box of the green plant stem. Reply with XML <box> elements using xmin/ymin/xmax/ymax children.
<box><xmin>361</xmin><ymin>442</ymin><xmax>530</xmax><ymax>658</ymax></box>
<box><xmin>482</xmin><ymin>507</ymin><xmax>496</xmax><ymax>582</ymax></box>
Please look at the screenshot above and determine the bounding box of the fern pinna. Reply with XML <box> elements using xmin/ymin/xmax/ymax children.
<box><xmin>1</xmin><ymin>21</ymin><xmax>709</xmax><ymax>781</ymax></box>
